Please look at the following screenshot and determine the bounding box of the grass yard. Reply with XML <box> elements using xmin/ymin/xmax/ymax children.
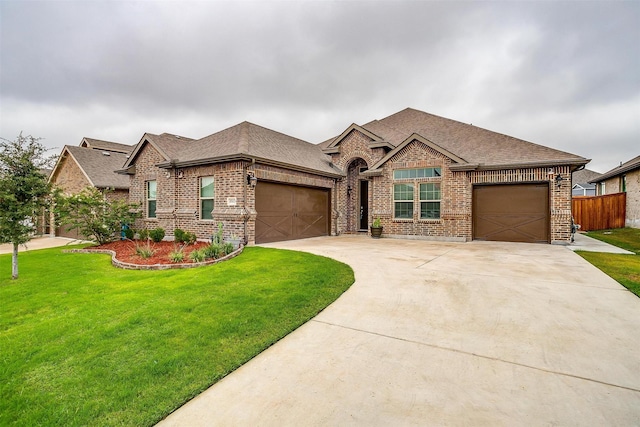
<box><xmin>576</xmin><ymin>228</ymin><xmax>640</xmax><ymax>297</ymax></box>
<box><xmin>585</xmin><ymin>227</ymin><xmax>640</xmax><ymax>254</ymax></box>
<box><xmin>0</xmin><ymin>246</ymin><xmax>354</xmax><ymax>426</ymax></box>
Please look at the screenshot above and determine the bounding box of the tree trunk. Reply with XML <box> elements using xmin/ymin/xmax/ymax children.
<box><xmin>12</xmin><ymin>242</ymin><xmax>18</xmax><ymax>280</ymax></box>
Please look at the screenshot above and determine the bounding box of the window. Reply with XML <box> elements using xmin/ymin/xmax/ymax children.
<box><xmin>146</xmin><ymin>180</ymin><xmax>157</xmax><ymax>218</ymax></box>
<box><xmin>621</xmin><ymin>175</ymin><xmax>627</xmax><ymax>193</ymax></box>
<box><xmin>420</xmin><ymin>183</ymin><xmax>441</xmax><ymax>219</ymax></box>
<box><xmin>394</xmin><ymin>167</ymin><xmax>441</xmax><ymax>180</ymax></box>
<box><xmin>600</xmin><ymin>182</ymin><xmax>606</xmax><ymax>195</ymax></box>
<box><xmin>394</xmin><ymin>184</ymin><xmax>414</xmax><ymax>219</ymax></box>
<box><xmin>200</xmin><ymin>176</ymin><xmax>214</xmax><ymax>220</ymax></box>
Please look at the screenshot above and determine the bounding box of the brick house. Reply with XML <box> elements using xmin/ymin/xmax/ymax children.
<box><xmin>590</xmin><ymin>155</ymin><xmax>640</xmax><ymax>228</ymax></box>
<box><xmin>120</xmin><ymin>108</ymin><xmax>589</xmax><ymax>245</ymax></box>
<box><xmin>48</xmin><ymin>138</ymin><xmax>133</xmax><ymax>237</ymax></box>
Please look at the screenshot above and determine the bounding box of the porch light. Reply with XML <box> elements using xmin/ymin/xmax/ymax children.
<box><xmin>555</xmin><ymin>174</ymin><xmax>564</xmax><ymax>188</ymax></box>
<box><xmin>347</xmin><ymin>185</ymin><xmax>352</xmax><ymax>197</ymax></box>
<box><xmin>247</xmin><ymin>172</ymin><xmax>258</xmax><ymax>188</ymax></box>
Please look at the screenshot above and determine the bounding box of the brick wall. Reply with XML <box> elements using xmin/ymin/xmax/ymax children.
<box><xmin>128</xmin><ymin>130</ymin><xmax>577</xmax><ymax>244</ymax></box>
<box><xmin>331</xmin><ymin>130</ymin><xmax>575</xmax><ymax>243</ymax></box>
<box><xmin>625</xmin><ymin>169</ymin><xmax>640</xmax><ymax>228</ymax></box>
<box><xmin>50</xmin><ymin>155</ymin><xmax>92</xmax><ymax>194</ymax></box>
<box><xmin>128</xmin><ymin>143</ymin><xmax>336</xmax><ymax>244</ymax></box>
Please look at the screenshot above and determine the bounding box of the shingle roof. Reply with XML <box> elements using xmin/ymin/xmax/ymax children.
<box><xmin>63</xmin><ymin>146</ymin><xmax>131</xmax><ymax>189</ymax></box>
<box><xmin>590</xmin><ymin>155</ymin><xmax>640</xmax><ymax>183</ymax></box>
<box><xmin>334</xmin><ymin>108</ymin><xmax>588</xmax><ymax>170</ymax></box>
<box><xmin>80</xmin><ymin>138</ymin><xmax>133</xmax><ymax>154</ymax></box>
<box><xmin>164</xmin><ymin>122</ymin><xmax>340</xmax><ymax>177</ymax></box>
<box><xmin>572</xmin><ymin>168</ymin><xmax>601</xmax><ymax>185</ymax></box>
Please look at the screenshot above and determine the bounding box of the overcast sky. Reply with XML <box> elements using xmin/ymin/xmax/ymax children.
<box><xmin>1</xmin><ymin>0</ymin><xmax>638</xmax><ymax>173</ymax></box>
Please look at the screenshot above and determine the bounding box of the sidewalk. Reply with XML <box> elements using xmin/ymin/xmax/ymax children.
<box><xmin>0</xmin><ymin>236</ymin><xmax>88</xmax><ymax>255</ymax></box>
<box><xmin>567</xmin><ymin>232</ymin><xmax>634</xmax><ymax>254</ymax></box>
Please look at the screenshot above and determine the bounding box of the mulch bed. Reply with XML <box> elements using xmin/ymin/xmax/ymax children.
<box><xmin>88</xmin><ymin>240</ymin><xmax>211</xmax><ymax>265</ymax></box>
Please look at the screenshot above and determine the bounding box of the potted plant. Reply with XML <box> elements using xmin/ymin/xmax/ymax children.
<box><xmin>227</xmin><ymin>234</ymin><xmax>243</xmax><ymax>250</ymax></box>
<box><xmin>370</xmin><ymin>217</ymin><xmax>383</xmax><ymax>238</ymax></box>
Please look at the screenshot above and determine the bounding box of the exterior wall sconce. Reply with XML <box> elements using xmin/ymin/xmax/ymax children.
<box><xmin>555</xmin><ymin>174</ymin><xmax>564</xmax><ymax>188</ymax></box>
<box><xmin>247</xmin><ymin>172</ymin><xmax>258</xmax><ymax>188</ymax></box>
<box><xmin>347</xmin><ymin>185</ymin><xmax>352</xmax><ymax>197</ymax></box>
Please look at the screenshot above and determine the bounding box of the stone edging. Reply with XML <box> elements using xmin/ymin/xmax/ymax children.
<box><xmin>63</xmin><ymin>245</ymin><xmax>244</xmax><ymax>270</ymax></box>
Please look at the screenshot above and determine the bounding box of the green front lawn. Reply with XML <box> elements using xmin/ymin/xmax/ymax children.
<box><xmin>576</xmin><ymin>228</ymin><xmax>640</xmax><ymax>297</ymax></box>
<box><xmin>0</xmin><ymin>246</ymin><xmax>354</xmax><ymax>426</ymax></box>
<box><xmin>586</xmin><ymin>228</ymin><xmax>640</xmax><ymax>254</ymax></box>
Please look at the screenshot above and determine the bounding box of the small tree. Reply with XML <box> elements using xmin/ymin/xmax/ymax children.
<box><xmin>0</xmin><ymin>134</ymin><xmax>52</xmax><ymax>279</ymax></box>
<box><xmin>56</xmin><ymin>188</ymin><xmax>140</xmax><ymax>245</ymax></box>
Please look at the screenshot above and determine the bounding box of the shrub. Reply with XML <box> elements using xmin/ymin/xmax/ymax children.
<box><xmin>174</xmin><ymin>228</ymin><xmax>197</xmax><ymax>245</ymax></box>
<box><xmin>138</xmin><ymin>229</ymin><xmax>149</xmax><ymax>241</ymax></box>
<box><xmin>123</xmin><ymin>227</ymin><xmax>135</xmax><ymax>240</ymax></box>
<box><xmin>168</xmin><ymin>248</ymin><xmax>185</xmax><ymax>263</ymax></box>
<box><xmin>189</xmin><ymin>249</ymin><xmax>205</xmax><ymax>263</ymax></box>
<box><xmin>183</xmin><ymin>231</ymin><xmax>197</xmax><ymax>245</ymax></box>
<box><xmin>55</xmin><ymin>187</ymin><xmax>141</xmax><ymax>245</ymax></box>
<box><xmin>149</xmin><ymin>227</ymin><xmax>165</xmax><ymax>243</ymax></box>
<box><xmin>203</xmin><ymin>244</ymin><xmax>220</xmax><ymax>259</ymax></box>
<box><xmin>174</xmin><ymin>228</ymin><xmax>185</xmax><ymax>243</ymax></box>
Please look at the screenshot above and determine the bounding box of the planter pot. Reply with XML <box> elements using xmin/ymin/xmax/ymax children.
<box><xmin>370</xmin><ymin>226</ymin><xmax>383</xmax><ymax>238</ymax></box>
<box><xmin>228</xmin><ymin>238</ymin><xmax>242</xmax><ymax>250</ymax></box>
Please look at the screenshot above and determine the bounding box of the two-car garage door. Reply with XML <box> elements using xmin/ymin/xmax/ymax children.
<box><xmin>473</xmin><ymin>183</ymin><xmax>550</xmax><ymax>243</ymax></box>
<box><xmin>255</xmin><ymin>181</ymin><xmax>330</xmax><ymax>244</ymax></box>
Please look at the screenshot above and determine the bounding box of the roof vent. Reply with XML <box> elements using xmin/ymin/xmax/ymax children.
<box><xmin>102</xmin><ymin>151</ymin><xmax>111</xmax><ymax>156</ymax></box>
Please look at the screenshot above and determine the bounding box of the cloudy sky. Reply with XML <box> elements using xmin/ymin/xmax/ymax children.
<box><xmin>1</xmin><ymin>0</ymin><xmax>638</xmax><ymax>173</ymax></box>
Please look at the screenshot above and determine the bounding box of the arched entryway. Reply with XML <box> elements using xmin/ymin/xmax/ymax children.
<box><xmin>345</xmin><ymin>158</ymin><xmax>369</xmax><ymax>233</ymax></box>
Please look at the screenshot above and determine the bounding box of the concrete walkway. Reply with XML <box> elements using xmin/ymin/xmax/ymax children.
<box><xmin>158</xmin><ymin>236</ymin><xmax>640</xmax><ymax>426</ymax></box>
<box><xmin>568</xmin><ymin>232</ymin><xmax>635</xmax><ymax>254</ymax></box>
<box><xmin>0</xmin><ymin>236</ymin><xmax>87</xmax><ymax>255</ymax></box>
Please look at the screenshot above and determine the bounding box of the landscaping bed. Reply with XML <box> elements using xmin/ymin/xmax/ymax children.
<box><xmin>89</xmin><ymin>240</ymin><xmax>211</xmax><ymax>265</ymax></box>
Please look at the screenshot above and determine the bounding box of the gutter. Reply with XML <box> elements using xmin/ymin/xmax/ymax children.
<box><xmin>449</xmin><ymin>158</ymin><xmax>590</xmax><ymax>172</ymax></box>
<box><xmin>157</xmin><ymin>154</ymin><xmax>345</xmax><ymax>179</ymax></box>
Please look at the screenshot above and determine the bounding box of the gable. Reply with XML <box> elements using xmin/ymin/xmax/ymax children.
<box><xmin>323</xmin><ymin>125</ymin><xmax>394</xmax><ymax>154</ymax></box>
<box><xmin>49</xmin><ymin>149</ymin><xmax>93</xmax><ymax>193</ymax></box>
<box><xmin>365</xmin><ymin>134</ymin><xmax>464</xmax><ymax>175</ymax></box>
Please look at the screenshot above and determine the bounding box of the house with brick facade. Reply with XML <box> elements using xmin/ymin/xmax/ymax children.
<box><xmin>590</xmin><ymin>155</ymin><xmax>640</xmax><ymax>228</ymax></box>
<box><xmin>120</xmin><ymin>108</ymin><xmax>589</xmax><ymax>245</ymax></box>
<box><xmin>48</xmin><ymin>138</ymin><xmax>133</xmax><ymax>237</ymax></box>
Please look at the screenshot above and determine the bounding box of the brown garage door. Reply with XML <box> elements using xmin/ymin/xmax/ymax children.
<box><xmin>255</xmin><ymin>181</ymin><xmax>330</xmax><ymax>244</ymax></box>
<box><xmin>473</xmin><ymin>183</ymin><xmax>549</xmax><ymax>243</ymax></box>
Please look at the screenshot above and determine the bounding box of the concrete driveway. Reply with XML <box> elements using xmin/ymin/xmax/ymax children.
<box><xmin>159</xmin><ymin>236</ymin><xmax>640</xmax><ymax>426</ymax></box>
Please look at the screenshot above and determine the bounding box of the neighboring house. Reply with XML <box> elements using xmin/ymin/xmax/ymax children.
<box><xmin>590</xmin><ymin>155</ymin><xmax>640</xmax><ymax>228</ymax></box>
<box><xmin>48</xmin><ymin>138</ymin><xmax>133</xmax><ymax>237</ymax></box>
<box><xmin>119</xmin><ymin>108</ymin><xmax>588</xmax><ymax>245</ymax></box>
<box><xmin>571</xmin><ymin>168</ymin><xmax>601</xmax><ymax>196</ymax></box>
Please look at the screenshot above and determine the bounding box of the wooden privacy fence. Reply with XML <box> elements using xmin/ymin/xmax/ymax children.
<box><xmin>572</xmin><ymin>193</ymin><xmax>626</xmax><ymax>231</ymax></box>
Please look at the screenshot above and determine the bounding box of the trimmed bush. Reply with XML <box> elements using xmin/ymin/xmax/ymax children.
<box><xmin>174</xmin><ymin>228</ymin><xmax>197</xmax><ymax>245</ymax></box>
<box><xmin>123</xmin><ymin>227</ymin><xmax>135</xmax><ymax>240</ymax></box>
<box><xmin>174</xmin><ymin>228</ymin><xmax>185</xmax><ymax>243</ymax></box>
<box><xmin>149</xmin><ymin>227</ymin><xmax>165</xmax><ymax>243</ymax></box>
<box><xmin>138</xmin><ymin>229</ymin><xmax>149</xmax><ymax>241</ymax></box>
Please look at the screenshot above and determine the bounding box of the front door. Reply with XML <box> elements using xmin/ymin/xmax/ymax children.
<box><xmin>359</xmin><ymin>180</ymin><xmax>369</xmax><ymax>230</ymax></box>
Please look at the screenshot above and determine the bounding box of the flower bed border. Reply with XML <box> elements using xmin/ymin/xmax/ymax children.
<box><xmin>64</xmin><ymin>245</ymin><xmax>244</xmax><ymax>270</ymax></box>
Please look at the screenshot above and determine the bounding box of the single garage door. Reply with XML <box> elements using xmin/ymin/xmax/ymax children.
<box><xmin>473</xmin><ymin>183</ymin><xmax>550</xmax><ymax>243</ymax></box>
<box><xmin>255</xmin><ymin>181</ymin><xmax>330</xmax><ymax>244</ymax></box>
